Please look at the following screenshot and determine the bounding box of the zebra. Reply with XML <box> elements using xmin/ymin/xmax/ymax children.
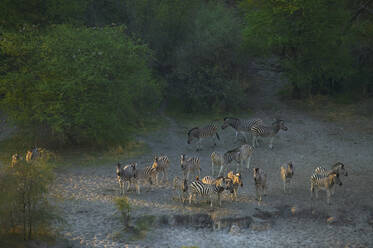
<box><xmin>314</xmin><ymin>162</ymin><xmax>348</xmax><ymax>177</ymax></box>
<box><xmin>313</xmin><ymin>162</ymin><xmax>347</xmax><ymax>195</ymax></box>
<box><xmin>224</xmin><ymin>144</ymin><xmax>254</xmax><ymax>171</ymax></box>
<box><xmin>188</xmin><ymin>176</ymin><xmax>227</xmax><ymax>207</ymax></box>
<box><xmin>253</xmin><ymin>168</ymin><xmax>267</xmax><ymax>201</ymax></box>
<box><xmin>201</xmin><ymin>175</ymin><xmax>215</xmax><ymax>185</ymax></box>
<box><xmin>173</xmin><ymin>176</ymin><xmax>188</xmax><ymax>203</ymax></box>
<box><xmin>25</xmin><ymin>147</ymin><xmax>41</xmax><ymax>163</ymax></box>
<box><xmin>134</xmin><ymin>165</ymin><xmax>157</xmax><ymax>193</ymax></box>
<box><xmin>187</xmin><ymin>123</ymin><xmax>220</xmax><ymax>151</ymax></box>
<box><xmin>251</xmin><ymin>119</ymin><xmax>288</xmax><ymax>149</ymax></box>
<box><xmin>226</xmin><ymin>171</ymin><xmax>243</xmax><ymax>201</ymax></box>
<box><xmin>221</xmin><ymin>117</ymin><xmax>263</xmax><ymax>143</ymax></box>
<box><xmin>116</xmin><ymin>162</ymin><xmax>138</xmax><ymax>195</ymax></box>
<box><xmin>180</xmin><ymin>154</ymin><xmax>201</xmax><ymax>180</ymax></box>
<box><xmin>211</xmin><ymin>151</ymin><xmax>224</xmax><ymax>177</ymax></box>
<box><xmin>280</xmin><ymin>162</ymin><xmax>294</xmax><ymax>193</ymax></box>
<box><xmin>151</xmin><ymin>155</ymin><xmax>170</xmax><ymax>184</ymax></box>
<box><xmin>310</xmin><ymin>171</ymin><xmax>342</xmax><ymax>205</ymax></box>
<box><xmin>11</xmin><ymin>153</ymin><xmax>21</xmax><ymax>167</ymax></box>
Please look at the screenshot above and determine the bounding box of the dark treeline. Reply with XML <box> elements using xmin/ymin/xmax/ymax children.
<box><xmin>0</xmin><ymin>0</ymin><xmax>372</xmax><ymax>146</ymax></box>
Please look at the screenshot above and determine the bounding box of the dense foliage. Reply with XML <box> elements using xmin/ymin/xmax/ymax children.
<box><xmin>0</xmin><ymin>0</ymin><xmax>373</xmax><ymax>145</ymax></box>
<box><xmin>241</xmin><ymin>0</ymin><xmax>373</xmax><ymax>98</ymax></box>
<box><xmin>0</xmin><ymin>25</ymin><xmax>162</xmax><ymax>145</ymax></box>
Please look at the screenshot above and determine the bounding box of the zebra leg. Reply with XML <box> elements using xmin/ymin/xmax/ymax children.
<box><xmin>165</xmin><ymin>169</ymin><xmax>168</xmax><ymax>183</ymax></box>
<box><xmin>218</xmin><ymin>165</ymin><xmax>224</xmax><ymax>177</ymax></box>
<box><xmin>189</xmin><ymin>193</ymin><xmax>193</xmax><ymax>205</ymax></box>
<box><xmin>269</xmin><ymin>137</ymin><xmax>274</xmax><ymax>149</ymax></box>
<box><xmin>186</xmin><ymin>170</ymin><xmax>190</xmax><ymax>181</ymax></box>
<box><xmin>246</xmin><ymin>156</ymin><xmax>252</xmax><ymax>169</ymax></box>
<box><xmin>136</xmin><ymin>182</ymin><xmax>140</xmax><ymax>195</ymax></box>
<box><xmin>212</xmin><ymin>162</ymin><xmax>214</xmax><ymax>177</ymax></box>
<box><xmin>196</xmin><ymin>139</ymin><xmax>202</xmax><ymax>151</ymax></box>
<box><xmin>283</xmin><ymin>181</ymin><xmax>286</xmax><ymax>193</ymax></box>
<box><xmin>326</xmin><ymin>190</ymin><xmax>331</xmax><ymax>205</ymax></box>
<box><xmin>252</xmin><ymin>136</ymin><xmax>256</xmax><ymax>148</ymax></box>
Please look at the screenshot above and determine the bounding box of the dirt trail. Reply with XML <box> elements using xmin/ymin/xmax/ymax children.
<box><xmin>52</xmin><ymin>70</ymin><xmax>373</xmax><ymax>248</ymax></box>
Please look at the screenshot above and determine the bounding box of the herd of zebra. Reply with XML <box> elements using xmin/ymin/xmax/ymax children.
<box><xmin>116</xmin><ymin>117</ymin><xmax>349</xmax><ymax>207</ymax></box>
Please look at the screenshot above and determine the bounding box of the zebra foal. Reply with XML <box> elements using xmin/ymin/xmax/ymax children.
<box><xmin>310</xmin><ymin>171</ymin><xmax>342</xmax><ymax>205</ymax></box>
<box><xmin>173</xmin><ymin>176</ymin><xmax>188</xmax><ymax>203</ymax></box>
<box><xmin>313</xmin><ymin>162</ymin><xmax>347</xmax><ymax>195</ymax></box>
<box><xmin>180</xmin><ymin>154</ymin><xmax>201</xmax><ymax>180</ymax></box>
<box><xmin>221</xmin><ymin>117</ymin><xmax>263</xmax><ymax>143</ymax></box>
<box><xmin>251</xmin><ymin>119</ymin><xmax>288</xmax><ymax>149</ymax></box>
<box><xmin>280</xmin><ymin>162</ymin><xmax>294</xmax><ymax>193</ymax></box>
<box><xmin>253</xmin><ymin>168</ymin><xmax>267</xmax><ymax>201</ymax></box>
<box><xmin>187</xmin><ymin>123</ymin><xmax>220</xmax><ymax>151</ymax></box>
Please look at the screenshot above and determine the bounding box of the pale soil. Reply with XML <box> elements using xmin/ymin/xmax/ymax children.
<box><xmin>49</xmin><ymin>70</ymin><xmax>373</xmax><ymax>248</ymax></box>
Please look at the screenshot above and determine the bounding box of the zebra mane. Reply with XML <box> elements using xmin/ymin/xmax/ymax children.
<box><xmin>332</xmin><ymin>162</ymin><xmax>344</xmax><ymax>169</ymax></box>
<box><xmin>224</xmin><ymin>117</ymin><xmax>239</xmax><ymax>121</ymax></box>
<box><xmin>187</xmin><ymin>127</ymin><xmax>199</xmax><ymax>136</ymax></box>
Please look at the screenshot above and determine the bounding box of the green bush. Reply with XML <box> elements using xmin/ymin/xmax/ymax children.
<box><xmin>240</xmin><ymin>0</ymin><xmax>372</xmax><ymax>98</ymax></box>
<box><xmin>0</xmin><ymin>24</ymin><xmax>162</xmax><ymax>146</ymax></box>
<box><xmin>114</xmin><ymin>196</ymin><xmax>131</xmax><ymax>227</ymax></box>
<box><xmin>0</xmin><ymin>157</ymin><xmax>56</xmax><ymax>241</ymax></box>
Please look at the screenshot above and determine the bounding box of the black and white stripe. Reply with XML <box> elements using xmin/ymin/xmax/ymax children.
<box><xmin>310</xmin><ymin>171</ymin><xmax>342</xmax><ymax>204</ymax></box>
<box><xmin>314</xmin><ymin>162</ymin><xmax>348</xmax><ymax>177</ymax></box>
<box><xmin>188</xmin><ymin>177</ymin><xmax>226</xmax><ymax>207</ymax></box>
<box><xmin>134</xmin><ymin>165</ymin><xmax>157</xmax><ymax>193</ymax></box>
<box><xmin>116</xmin><ymin>162</ymin><xmax>137</xmax><ymax>195</ymax></box>
<box><xmin>187</xmin><ymin>123</ymin><xmax>220</xmax><ymax>151</ymax></box>
<box><xmin>224</xmin><ymin>144</ymin><xmax>254</xmax><ymax>171</ymax></box>
<box><xmin>251</xmin><ymin>119</ymin><xmax>288</xmax><ymax>149</ymax></box>
<box><xmin>253</xmin><ymin>168</ymin><xmax>267</xmax><ymax>201</ymax></box>
<box><xmin>222</xmin><ymin>117</ymin><xmax>263</xmax><ymax>143</ymax></box>
<box><xmin>180</xmin><ymin>154</ymin><xmax>201</xmax><ymax>180</ymax></box>
<box><xmin>152</xmin><ymin>155</ymin><xmax>170</xmax><ymax>184</ymax></box>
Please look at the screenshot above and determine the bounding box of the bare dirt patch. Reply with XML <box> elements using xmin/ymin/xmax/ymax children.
<box><xmin>51</xmin><ymin>70</ymin><xmax>373</xmax><ymax>247</ymax></box>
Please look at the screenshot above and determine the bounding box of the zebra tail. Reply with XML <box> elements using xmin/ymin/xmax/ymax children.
<box><xmin>215</xmin><ymin>132</ymin><xmax>220</xmax><ymax>141</ymax></box>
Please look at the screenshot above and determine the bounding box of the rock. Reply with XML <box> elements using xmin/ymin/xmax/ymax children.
<box><xmin>327</xmin><ymin>216</ymin><xmax>336</xmax><ymax>224</ymax></box>
<box><xmin>229</xmin><ymin>224</ymin><xmax>241</xmax><ymax>235</ymax></box>
<box><xmin>291</xmin><ymin>206</ymin><xmax>297</xmax><ymax>215</ymax></box>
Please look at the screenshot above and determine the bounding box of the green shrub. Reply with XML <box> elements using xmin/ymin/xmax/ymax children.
<box><xmin>114</xmin><ymin>197</ymin><xmax>131</xmax><ymax>227</ymax></box>
<box><xmin>0</xmin><ymin>157</ymin><xmax>56</xmax><ymax>241</ymax></box>
<box><xmin>0</xmin><ymin>24</ymin><xmax>162</xmax><ymax>146</ymax></box>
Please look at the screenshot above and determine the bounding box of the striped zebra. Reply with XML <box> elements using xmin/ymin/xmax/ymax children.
<box><xmin>201</xmin><ymin>176</ymin><xmax>215</xmax><ymax>185</ymax></box>
<box><xmin>280</xmin><ymin>162</ymin><xmax>294</xmax><ymax>193</ymax></box>
<box><xmin>224</xmin><ymin>144</ymin><xmax>254</xmax><ymax>171</ymax></box>
<box><xmin>313</xmin><ymin>162</ymin><xmax>347</xmax><ymax>195</ymax></box>
<box><xmin>187</xmin><ymin>123</ymin><xmax>220</xmax><ymax>151</ymax></box>
<box><xmin>188</xmin><ymin>176</ymin><xmax>227</xmax><ymax>207</ymax></box>
<box><xmin>211</xmin><ymin>151</ymin><xmax>224</xmax><ymax>177</ymax></box>
<box><xmin>227</xmin><ymin>171</ymin><xmax>243</xmax><ymax>201</ymax></box>
<box><xmin>253</xmin><ymin>168</ymin><xmax>267</xmax><ymax>201</ymax></box>
<box><xmin>173</xmin><ymin>176</ymin><xmax>188</xmax><ymax>203</ymax></box>
<box><xmin>116</xmin><ymin>162</ymin><xmax>138</xmax><ymax>195</ymax></box>
<box><xmin>222</xmin><ymin>117</ymin><xmax>263</xmax><ymax>143</ymax></box>
<box><xmin>180</xmin><ymin>154</ymin><xmax>201</xmax><ymax>180</ymax></box>
<box><xmin>134</xmin><ymin>165</ymin><xmax>157</xmax><ymax>193</ymax></box>
<box><xmin>310</xmin><ymin>171</ymin><xmax>342</xmax><ymax>205</ymax></box>
<box><xmin>151</xmin><ymin>155</ymin><xmax>170</xmax><ymax>184</ymax></box>
<box><xmin>251</xmin><ymin>119</ymin><xmax>288</xmax><ymax>149</ymax></box>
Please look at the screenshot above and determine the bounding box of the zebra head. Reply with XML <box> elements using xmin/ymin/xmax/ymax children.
<box><xmin>253</xmin><ymin>168</ymin><xmax>260</xmax><ymax>182</ymax></box>
<box><xmin>187</xmin><ymin>127</ymin><xmax>199</xmax><ymax>144</ymax></box>
<box><xmin>182</xmin><ymin>178</ymin><xmax>188</xmax><ymax>192</ymax></box>
<box><xmin>235</xmin><ymin>172</ymin><xmax>243</xmax><ymax>187</ymax></box>
<box><xmin>116</xmin><ymin>162</ymin><xmax>122</xmax><ymax>176</ymax></box>
<box><xmin>333</xmin><ymin>162</ymin><xmax>348</xmax><ymax>176</ymax></box>
<box><xmin>221</xmin><ymin>117</ymin><xmax>238</xmax><ymax>130</ymax></box>
<box><xmin>273</xmin><ymin>119</ymin><xmax>288</xmax><ymax>131</ymax></box>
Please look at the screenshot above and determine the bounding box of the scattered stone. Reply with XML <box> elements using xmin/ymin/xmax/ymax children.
<box><xmin>327</xmin><ymin>216</ymin><xmax>336</xmax><ymax>224</ymax></box>
<box><xmin>229</xmin><ymin>224</ymin><xmax>241</xmax><ymax>235</ymax></box>
<box><xmin>291</xmin><ymin>206</ymin><xmax>297</xmax><ymax>215</ymax></box>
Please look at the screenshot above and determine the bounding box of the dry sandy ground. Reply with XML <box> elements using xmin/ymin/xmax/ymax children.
<box><xmin>50</xmin><ymin>70</ymin><xmax>373</xmax><ymax>248</ymax></box>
